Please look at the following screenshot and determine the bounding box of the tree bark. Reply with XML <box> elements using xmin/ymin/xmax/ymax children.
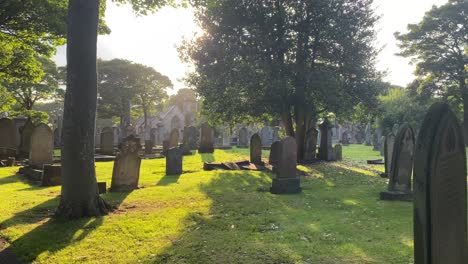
<box><xmin>461</xmin><ymin>79</ymin><xmax>468</xmax><ymax>145</ymax></box>
<box><xmin>281</xmin><ymin>111</ymin><xmax>295</xmax><ymax>137</ymax></box>
<box><xmin>56</xmin><ymin>0</ymin><xmax>110</xmax><ymax>219</ymax></box>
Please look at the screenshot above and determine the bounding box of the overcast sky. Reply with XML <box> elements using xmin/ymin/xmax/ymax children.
<box><xmin>53</xmin><ymin>0</ymin><xmax>449</xmax><ymax>93</ymax></box>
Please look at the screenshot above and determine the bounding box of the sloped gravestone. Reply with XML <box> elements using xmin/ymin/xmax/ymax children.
<box><xmin>250</xmin><ymin>133</ymin><xmax>262</xmax><ymax>165</ymax></box>
<box><xmin>100</xmin><ymin>127</ymin><xmax>114</xmax><ymax>154</ymax></box>
<box><xmin>238</xmin><ymin>127</ymin><xmax>248</xmax><ymax>148</ymax></box>
<box><xmin>168</xmin><ymin>128</ymin><xmax>179</xmax><ymax>149</ymax></box>
<box><xmin>381</xmin><ymin>132</ymin><xmax>396</xmax><ymax>178</ymax></box>
<box><xmin>304</xmin><ymin>128</ymin><xmax>318</xmax><ymax>163</ymax></box>
<box><xmin>413</xmin><ymin>103</ymin><xmax>467</xmax><ymax>264</ymax></box>
<box><xmin>380</xmin><ymin>124</ymin><xmax>415</xmax><ymax>201</ymax></box>
<box><xmin>0</xmin><ymin>118</ymin><xmax>17</xmax><ymax>158</ymax></box>
<box><xmin>198</xmin><ymin>122</ymin><xmax>214</xmax><ymax>153</ymax></box>
<box><xmin>166</xmin><ymin>147</ymin><xmax>183</xmax><ymax>175</ymax></box>
<box><xmin>269</xmin><ymin>141</ymin><xmax>280</xmax><ymax>166</ymax></box>
<box><xmin>29</xmin><ymin>123</ymin><xmax>53</xmax><ymax>168</ymax></box>
<box><xmin>110</xmin><ymin>135</ymin><xmax>142</xmax><ymax>192</ymax></box>
<box><xmin>270</xmin><ymin>137</ymin><xmax>301</xmax><ymax>194</ymax></box>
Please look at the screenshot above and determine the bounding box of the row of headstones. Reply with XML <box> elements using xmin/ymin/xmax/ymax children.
<box><xmin>377</xmin><ymin>103</ymin><xmax>467</xmax><ymax>263</ymax></box>
<box><xmin>0</xmin><ymin>118</ymin><xmax>53</xmax><ymax>167</ymax></box>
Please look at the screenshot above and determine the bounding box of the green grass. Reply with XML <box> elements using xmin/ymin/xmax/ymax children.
<box><xmin>0</xmin><ymin>145</ymin><xmax>415</xmax><ymax>263</ymax></box>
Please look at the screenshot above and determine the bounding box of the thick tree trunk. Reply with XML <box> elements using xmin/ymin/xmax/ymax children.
<box><xmin>56</xmin><ymin>0</ymin><xmax>110</xmax><ymax>219</ymax></box>
<box><xmin>462</xmin><ymin>80</ymin><xmax>468</xmax><ymax>145</ymax></box>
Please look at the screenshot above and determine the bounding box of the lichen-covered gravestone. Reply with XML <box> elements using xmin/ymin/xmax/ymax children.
<box><xmin>168</xmin><ymin>128</ymin><xmax>179</xmax><ymax>149</ymax></box>
<box><xmin>29</xmin><ymin>123</ymin><xmax>53</xmax><ymax>168</ymax></box>
<box><xmin>269</xmin><ymin>141</ymin><xmax>280</xmax><ymax>166</ymax></box>
<box><xmin>382</xmin><ymin>132</ymin><xmax>396</xmax><ymax>178</ymax></box>
<box><xmin>380</xmin><ymin>124</ymin><xmax>415</xmax><ymax>201</ymax></box>
<box><xmin>198</xmin><ymin>122</ymin><xmax>214</xmax><ymax>153</ymax></box>
<box><xmin>19</xmin><ymin>119</ymin><xmax>34</xmax><ymax>157</ymax></box>
<box><xmin>238</xmin><ymin>127</ymin><xmax>248</xmax><ymax>148</ymax></box>
<box><xmin>250</xmin><ymin>133</ymin><xmax>262</xmax><ymax>165</ymax></box>
<box><xmin>100</xmin><ymin>127</ymin><xmax>114</xmax><ymax>154</ymax></box>
<box><xmin>319</xmin><ymin>118</ymin><xmax>334</xmax><ymax>161</ymax></box>
<box><xmin>166</xmin><ymin>147</ymin><xmax>183</xmax><ymax>175</ymax></box>
<box><xmin>413</xmin><ymin>103</ymin><xmax>467</xmax><ymax>264</ymax></box>
<box><xmin>304</xmin><ymin>128</ymin><xmax>318</xmax><ymax>162</ymax></box>
<box><xmin>270</xmin><ymin>136</ymin><xmax>301</xmax><ymax>194</ymax></box>
<box><xmin>0</xmin><ymin>118</ymin><xmax>17</xmax><ymax>158</ymax></box>
<box><xmin>110</xmin><ymin>135</ymin><xmax>142</xmax><ymax>192</ymax></box>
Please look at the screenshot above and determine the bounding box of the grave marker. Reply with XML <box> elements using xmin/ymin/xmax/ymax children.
<box><xmin>29</xmin><ymin>123</ymin><xmax>53</xmax><ymax>168</ymax></box>
<box><xmin>250</xmin><ymin>133</ymin><xmax>262</xmax><ymax>164</ymax></box>
<box><xmin>270</xmin><ymin>137</ymin><xmax>301</xmax><ymax>194</ymax></box>
<box><xmin>110</xmin><ymin>135</ymin><xmax>142</xmax><ymax>191</ymax></box>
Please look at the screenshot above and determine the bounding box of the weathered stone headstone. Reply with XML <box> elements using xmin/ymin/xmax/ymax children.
<box><xmin>41</xmin><ymin>164</ymin><xmax>61</xmax><ymax>186</ymax></box>
<box><xmin>166</xmin><ymin>147</ymin><xmax>183</xmax><ymax>175</ymax></box>
<box><xmin>318</xmin><ymin>118</ymin><xmax>334</xmax><ymax>161</ymax></box>
<box><xmin>382</xmin><ymin>132</ymin><xmax>395</xmax><ymax>178</ymax></box>
<box><xmin>250</xmin><ymin>133</ymin><xmax>262</xmax><ymax>164</ymax></box>
<box><xmin>380</xmin><ymin>124</ymin><xmax>415</xmax><ymax>201</ymax></box>
<box><xmin>334</xmin><ymin>144</ymin><xmax>342</xmax><ymax>161</ymax></box>
<box><xmin>198</xmin><ymin>122</ymin><xmax>214</xmax><ymax>153</ymax></box>
<box><xmin>413</xmin><ymin>103</ymin><xmax>468</xmax><ymax>264</ymax></box>
<box><xmin>238</xmin><ymin>127</ymin><xmax>248</xmax><ymax>148</ymax></box>
<box><xmin>364</xmin><ymin>122</ymin><xmax>372</xmax><ymax>146</ymax></box>
<box><xmin>270</xmin><ymin>137</ymin><xmax>301</xmax><ymax>194</ymax></box>
<box><xmin>260</xmin><ymin>126</ymin><xmax>272</xmax><ymax>147</ymax></box>
<box><xmin>144</xmin><ymin>140</ymin><xmax>154</xmax><ymax>154</ymax></box>
<box><xmin>110</xmin><ymin>135</ymin><xmax>142</xmax><ymax>192</ymax></box>
<box><xmin>304</xmin><ymin>128</ymin><xmax>318</xmax><ymax>162</ymax></box>
<box><xmin>183</xmin><ymin>126</ymin><xmax>198</xmax><ymax>150</ymax></box>
<box><xmin>168</xmin><ymin>128</ymin><xmax>179</xmax><ymax>149</ymax></box>
<box><xmin>29</xmin><ymin>123</ymin><xmax>53</xmax><ymax>168</ymax></box>
<box><xmin>19</xmin><ymin>119</ymin><xmax>33</xmax><ymax>157</ymax></box>
<box><xmin>0</xmin><ymin>118</ymin><xmax>17</xmax><ymax>158</ymax></box>
<box><xmin>100</xmin><ymin>127</ymin><xmax>114</xmax><ymax>154</ymax></box>
<box><xmin>379</xmin><ymin>136</ymin><xmax>385</xmax><ymax>156</ymax></box>
<box><xmin>269</xmin><ymin>141</ymin><xmax>280</xmax><ymax>166</ymax></box>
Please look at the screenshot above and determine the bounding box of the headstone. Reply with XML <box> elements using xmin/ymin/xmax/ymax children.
<box><xmin>238</xmin><ymin>127</ymin><xmax>248</xmax><ymax>148</ymax></box>
<box><xmin>183</xmin><ymin>126</ymin><xmax>197</xmax><ymax>150</ymax></box>
<box><xmin>168</xmin><ymin>128</ymin><xmax>179</xmax><ymax>149</ymax></box>
<box><xmin>272</xmin><ymin>126</ymin><xmax>280</xmax><ymax>142</ymax></box>
<box><xmin>334</xmin><ymin>144</ymin><xmax>342</xmax><ymax>161</ymax></box>
<box><xmin>150</xmin><ymin>128</ymin><xmax>157</xmax><ymax>146</ymax></box>
<box><xmin>260</xmin><ymin>126</ymin><xmax>272</xmax><ymax>147</ymax></box>
<box><xmin>379</xmin><ymin>136</ymin><xmax>385</xmax><ymax>156</ymax></box>
<box><xmin>269</xmin><ymin>141</ymin><xmax>280</xmax><ymax>166</ymax></box>
<box><xmin>341</xmin><ymin>131</ymin><xmax>350</xmax><ymax>145</ymax></box>
<box><xmin>100</xmin><ymin>127</ymin><xmax>114</xmax><ymax>154</ymax></box>
<box><xmin>144</xmin><ymin>140</ymin><xmax>154</xmax><ymax>154</ymax></box>
<box><xmin>270</xmin><ymin>137</ymin><xmax>301</xmax><ymax>194</ymax></box>
<box><xmin>364</xmin><ymin>122</ymin><xmax>372</xmax><ymax>146</ymax></box>
<box><xmin>29</xmin><ymin>123</ymin><xmax>53</xmax><ymax>168</ymax></box>
<box><xmin>162</xmin><ymin>140</ymin><xmax>169</xmax><ymax>155</ymax></box>
<box><xmin>250</xmin><ymin>133</ymin><xmax>262</xmax><ymax>164</ymax></box>
<box><xmin>166</xmin><ymin>147</ymin><xmax>183</xmax><ymax>175</ymax></box>
<box><xmin>413</xmin><ymin>103</ymin><xmax>468</xmax><ymax>263</ymax></box>
<box><xmin>304</xmin><ymin>128</ymin><xmax>318</xmax><ymax>162</ymax></box>
<box><xmin>110</xmin><ymin>135</ymin><xmax>142</xmax><ymax>192</ymax></box>
<box><xmin>0</xmin><ymin>118</ymin><xmax>17</xmax><ymax>158</ymax></box>
<box><xmin>380</xmin><ymin>124</ymin><xmax>415</xmax><ymax>201</ymax></box>
<box><xmin>19</xmin><ymin>119</ymin><xmax>33</xmax><ymax>157</ymax></box>
<box><xmin>318</xmin><ymin>118</ymin><xmax>334</xmax><ymax>161</ymax></box>
<box><xmin>382</xmin><ymin>132</ymin><xmax>395</xmax><ymax>178</ymax></box>
<box><xmin>13</xmin><ymin>117</ymin><xmax>27</xmax><ymax>152</ymax></box>
<box><xmin>198</xmin><ymin>122</ymin><xmax>214</xmax><ymax>153</ymax></box>
<box><xmin>41</xmin><ymin>164</ymin><xmax>61</xmax><ymax>186</ymax></box>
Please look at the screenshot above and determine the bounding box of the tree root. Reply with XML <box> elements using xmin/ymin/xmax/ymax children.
<box><xmin>55</xmin><ymin>195</ymin><xmax>112</xmax><ymax>219</ymax></box>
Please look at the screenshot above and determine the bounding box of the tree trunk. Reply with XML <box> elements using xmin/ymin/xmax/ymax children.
<box><xmin>281</xmin><ymin>111</ymin><xmax>295</xmax><ymax>137</ymax></box>
<box><xmin>56</xmin><ymin>0</ymin><xmax>110</xmax><ymax>219</ymax></box>
<box><xmin>462</xmin><ymin>80</ymin><xmax>468</xmax><ymax>145</ymax></box>
<box><xmin>143</xmin><ymin>105</ymin><xmax>148</xmax><ymax>129</ymax></box>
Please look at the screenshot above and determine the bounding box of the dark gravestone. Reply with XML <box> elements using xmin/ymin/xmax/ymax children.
<box><xmin>100</xmin><ymin>127</ymin><xmax>114</xmax><ymax>154</ymax></box>
<box><xmin>382</xmin><ymin>132</ymin><xmax>395</xmax><ymax>178</ymax></box>
<box><xmin>162</xmin><ymin>140</ymin><xmax>169</xmax><ymax>156</ymax></box>
<box><xmin>97</xmin><ymin>182</ymin><xmax>107</xmax><ymax>194</ymax></box>
<box><xmin>270</xmin><ymin>137</ymin><xmax>301</xmax><ymax>194</ymax></box>
<box><xmin>0</xmin><ymin>118</ymin><xmax>17</xmax><ymax>158</ymax></box>
<box><xmin>168</xmin><ymin>128</ymin><xmax>179</xmax><ymax>149</ymax></box>
<box><xmin>110</xmin><ymin>135</ymin><xmax>142</xmax><ymax>192</ymax></box>
<box><xmin>238</xmin><ymin>127</ymin><xmax>248</xmax><ymax>148</ymax></box>
<box><xmin>198</xmin><ymin>122</ymin><xmax>214</xmax><ymax>153</ymax></box>
<box><xmin>29</xmin><ymin>123</ymin><xmax>53</xmax><ymax>168</ymax></box>
<box><xmin>269</xmin><ymin>141</ymin><xmax>280</xmax><ymax>166</ymax></box>
<box><xmin>319</xmin><ymin>118</ymin><xmax>334</xmax><ymax>161</ymax></box>
<box><xmin>304</xmin><ymin>128</ymin><xmax>318</xmax><ymax>163</ymax></box>
<box><xmin>183</xmin><ymin>126</ymin><xmax>197</xmax><ymax>150</ymax></box>
<box><xmin>380</xmin><ymin>124</ymin><xmax>415</xmax><ymax>201</ymax></box>
<box><xmin>413</xmin><ymin>103</ymin><xmax>468</xmax><ymax>264</ymax></box>
<box><xmin>334</xmin><ymin>144</ymin><xmax>342</xmax><ymax>161</ymax></box>
<box><xmin>19</xmin><ymin>119</ymin><xmax>33</xmax><ymax>157</ymax></box>
<box><xmin>341</xmin><ymin>131</ymin><xmax>350</xmax><ymax>145</ymax></box>
<box><xmin>145</xmin><ymin>140</ymin><xmax>154</xmax><ymax>154</ymax></box>
<box><xmin>250</xmin><ymin>133</ymin><xmax>262</xmax><ymax>164</ymax></box>
<box><xmin>41</xmin><ymin>164</ymin><xmax>61</xmax><ymax>186</ymax></box>
<box><xmin>166</xmin><ymin>147</ymin><xmax>183</xmax><ymax>175</ymax></box>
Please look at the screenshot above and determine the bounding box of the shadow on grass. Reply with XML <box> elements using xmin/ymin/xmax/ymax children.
<box><xmin>157</xmin><ymin>174</ymin><xmax>181</xmax><ymax>186</ymax></box>
<box><xmin>144</xmin><ymin>164</ymin><xmax>413</xmax><ymax>263</ymax></box>
<box><xmin>0</xmin><ymin>189</ymin><xmax>131</xmax><ymax>263</ymax></box>
<box><xmin>0</xmin><ymin>174</ymin><xmax>20</xmax><ymax>185</ymax></box>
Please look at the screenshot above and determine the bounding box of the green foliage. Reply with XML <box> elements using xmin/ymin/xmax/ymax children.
<box><xmin>34</xmin><ymin>100</ymin><xmax>64</xmax><ymax>123</ymax></box>
<box><xmin>0</xmin><ymin>84</ymin><xmax>15</xmax><ymax>112</ymax></box>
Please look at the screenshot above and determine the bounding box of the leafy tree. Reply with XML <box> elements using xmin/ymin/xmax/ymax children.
<box><xmin>182</xmin><ymin>0</ymin><xmax>380</xmax><ymax>160</ymax></box>
<box><xmin>395</xmin><ymin>0</ymin><xmax>468</xmax><ymax>139</ymax></box>
<box><xmin>0</xmin><ymin>85</ymin><xmax>15</xmax><ymax>113</ymax></box>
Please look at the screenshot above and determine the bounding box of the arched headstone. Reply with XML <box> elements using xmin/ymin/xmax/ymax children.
<box><xmin>110</xmin><ymin>135</ymin><xmax>142</xmax><ymax>192</ymax></box>
<box><xmin>270</xmin><ymin>137</ymin><xmax>301</xmax><ymax>194</ymax></box>
<box><xmin>238</xmin><ymin>127</ymin><xmax>248</xmax><ymax>148</ymax></box>
<box><xmin>413</xmin><ymin>103</ymin><xmax>467</xmax><ymax>263</ymax></box>
<box><xmin>380</xmin><ymin>124</ymin><xmax>415</xmax><ymax>201</ymax></box>
<box><xmin>250</xmin><ymin>133</ymin><xmax>262</xmax><ymax>164</ymax></box>
<box><xmin>29</xmin><ymin>123</ymin><xmax>53</xmax><ymax>168</ymax></box>
<box><xmin>100</xmin><ymin>127</ymin><xmax>114</xmax><ymax>154</ymax></box>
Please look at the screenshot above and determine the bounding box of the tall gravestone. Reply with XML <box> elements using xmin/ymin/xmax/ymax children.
<box><xmin>238</xmin><ymin>127</ymin><xmax>248</xmax><ymax>148</ymax></box>
<box><xmin>168</xmin><ymin>128</ymin><xmax>179</xmax><ymax>149</ymax></box>
<box><xmin>334</xmin><ymin>144</ymin><xmax>342</xmax><ymax>161</ymax></box>
<box><xmin>250</xmin><ymin>133</ymin><xmax>262</xmax><ymax>164</ymax></box>
<box><xmin>110</xmin><ymin>135</ymin><xmax>142</xmax><ymax>192</ymax></box>
<box><xmin>364</xmin><ymin>122</ymin><xmax>372</xmax><ymax>146</ymax></box>
<box><xmin>270</xmin><ymin>136</ymin><xmax>301</xmax><ymax>194</ymax></box>
<box><xmin>19</xmin><ymin>119</ymin><xmax>34</xmax><ymax>157</ymax></box>
<box><xmin>166</xmin><ymin>147</ymin><xmax>183</xmax><ymax>175</ymax></box>
<box><xmin>198</xmin><ymin>123</ymin><xmax>214</xmax><ymax>153</ymax></box>
<box><xmin>260</xmin><ymin>126</ymin><xmax>272</xmax><ymax>147</ymax></box>
<box><xmin>413</xmin><ymin>103</ymin><xmax>467</xmax><ymax>264</ymax></box>
<box><xmin>269</xmin><ymin>141</ymin><xmax>280</xmax><ymax>166</ymax></box>
<box><xmin>183</xmin><ymin>126</ymin><xmax>198</xmax><ymax>150</ymax></box>
<box><xmin>29</xmin><ymin>123</ymin><xmax>53</xmax><ymax>168</ymax></box>
<box><xmin>304</xmin><ymin>128</ymin><xmax>318</xmax><ymax>162</ymax></box>
<box><xmin>100</xmin><ymin>127</ymin><xmax>114</xmax><ymax>154</ymax></box>
<box><xmin>319</xmin><ymin>118</ymin><xmax>334</xmax><ymax>161</ymax></box>
<box><xmin>0</xmin><ymin>118</ymin><xmax>17</xmax><ymax>158</ymax></box>
<box><xmin>380</xmin><ymin>124</ymin><xmax>415</xmax><ymax>201</ymax></box>
<box><xmin>382</xmin><ymin>132</ymin><xmax>396</xmax><ymax>178</ymax></box>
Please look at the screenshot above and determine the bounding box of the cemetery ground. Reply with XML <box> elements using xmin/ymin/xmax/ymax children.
<box><xmin>0</xmin><ymin>145</ymin><xmax>419</xmax><ymax>264</ymax></box>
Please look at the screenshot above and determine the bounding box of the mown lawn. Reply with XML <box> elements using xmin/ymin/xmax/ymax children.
<box><xmin>0</xmin><ymin>145</ymin><xmax>415</xmax><ymax>263</ymax></box>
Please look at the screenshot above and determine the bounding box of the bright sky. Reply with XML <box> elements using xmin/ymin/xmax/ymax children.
<box><xmin>53</xmin><ymin>0</ymin><xmax>449</xmax><ymax>92</ymax></box>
